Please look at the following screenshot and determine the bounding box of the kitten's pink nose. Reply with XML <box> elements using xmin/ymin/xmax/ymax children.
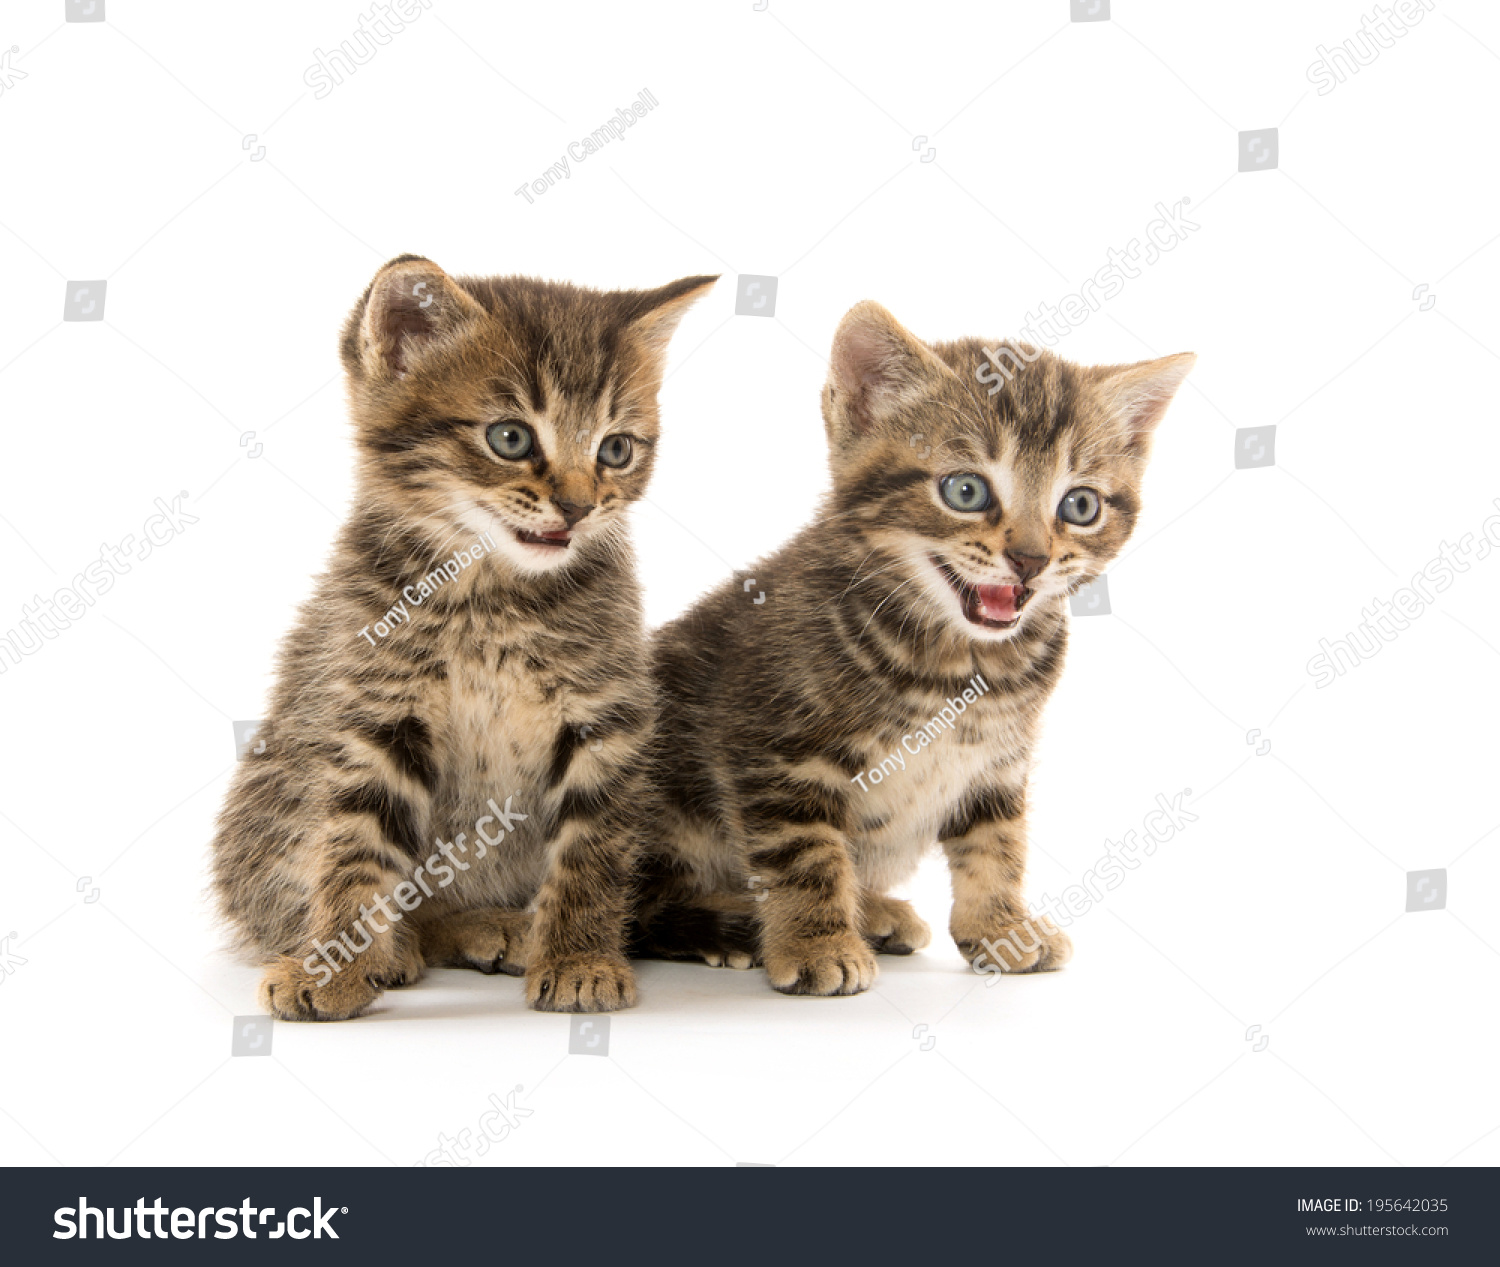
<box><xmin>552</xmin><ymin>498</ymin><xmax>594</xmax><ymax>528</ymax></box>
<box><xmin>1003</xmin><ymin>550</ymin><xmax>1048</xmax><ymax>583</ymax></box>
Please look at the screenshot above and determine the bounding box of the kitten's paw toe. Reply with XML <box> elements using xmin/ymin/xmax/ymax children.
<box><xmin>699</xmin><ymin>948</ymin><xmax>760</xmax><ymax>969</ymax></box>
<box><xmin>957</xmin><ymin>921</ymin><xmax>1072</xmax><ymax>974</ymax></box>
<box><xmin>371</xmin><ymin>939</ymin><xmax>425</xmax><ymax>989</ymax></box>
<box><xmin>862</xmin><ymin>896</ymin><xmax>932</xmax><ymax>956</ymax></box>
<box><xmin>526</xmin><ymin>955</ymin><xmax>637</xmax><ymax>1012</ymax></box>
<box><xmin>425</xmin><ymin>908</ymin><xmax>531</xmax><ymax>976</ymax></box>
<box><xmin>259</xmin><ymin>956</ymin><xmax>384</xmax><ymax>1022</ymax></box>
<box><xmin>766</xmin><ymin>936</ymin><xmax>877</xmax><ymax>996</ymax></box>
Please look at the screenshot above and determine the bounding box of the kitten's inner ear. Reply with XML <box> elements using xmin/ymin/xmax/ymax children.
<box><xmin>827</xmin><ymin>301</ymin><xmax>947</xmax><ymax>438</ymax></box>
<box><xmin>1095</xmin><ymin>352</ymin><xmax>1197</xmax><ymax>455</ymax></box>
<box><xmin>621</xmin><ymin>274</ymin><xmax>720</xmax><ymax>369</ymax></box>
<box><xmin>358</xmin><ymin>255</ymin><xmax>484</xmax><ymax>380</ymax></box>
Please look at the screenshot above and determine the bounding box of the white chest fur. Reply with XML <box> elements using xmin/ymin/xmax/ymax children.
<box><xmin>427</xmin><ymin>649</ymin><xmax>561</xmax><ymax>909</ymax></box>
<box><xmin>847</xmin><ymin>689</ymin><xmax>1034</xmax><ymax>891</ymax></box>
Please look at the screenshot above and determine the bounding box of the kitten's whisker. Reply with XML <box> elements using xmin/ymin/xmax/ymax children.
<box><xmin>818</xmin><ymin>553</ymin><xmax>911</xmax><ymax>613</ymax></box>
<box><xmin>855</xmin><ymin>575</ymin><xmax>920</xmax><ymax>647</ymax></box>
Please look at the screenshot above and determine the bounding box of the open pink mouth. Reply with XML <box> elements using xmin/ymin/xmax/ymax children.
<box><xmin>515</xmin><ymin>528</ymin><xmax>571</xmax><ymax>550</ymax></box>
<box><xmin>932</xmin><ymin>555</ymin><xmax>1032</xmax><ymax>630</ymax></box>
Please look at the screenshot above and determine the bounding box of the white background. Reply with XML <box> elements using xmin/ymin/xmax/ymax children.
<box><xmin>0</xmin><ymin>0</ymin><xmax>1496</xmax><ymax>1168</ymax></box>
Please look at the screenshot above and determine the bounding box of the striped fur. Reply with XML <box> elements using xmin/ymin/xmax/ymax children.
<box><xmin>635</xmin><ymin>301</ymin><xmax>1193</xmax><ymax>995</ymax></box>
<box><xmin>212</xmin><ymin>256</ymin><xmax>716</xmax><ymax>1020</ymax></box>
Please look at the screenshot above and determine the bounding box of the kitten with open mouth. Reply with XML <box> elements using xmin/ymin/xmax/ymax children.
<box><xmin>634</xmin><ymin>299</ymin><xmax>1194</xmax><ymax>996</ymax></box>
<box><xmin>930</xmin><ymin>555</ymin><xmax>1034</xmax><ymax>629</ymax></box>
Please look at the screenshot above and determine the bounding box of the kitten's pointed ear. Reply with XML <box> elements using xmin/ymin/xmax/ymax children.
<box><xmin>1095</xmin><ymin>351</ymin><xmax>1197</xmax><ymax>456</ymax></box>
<box><xmin>351</xmin><ymin>255</ymin><xmax>485</xmax><ymax>381</ymax></box>
<box><xmin>623</xmin><ymin>274</ymin><xmax>720</xmax><ymax>358</ymax></box>
<box><xmin>825</xmin><ymin>301</ymin><xmax>950</xmax><ymax>441</ymax></box>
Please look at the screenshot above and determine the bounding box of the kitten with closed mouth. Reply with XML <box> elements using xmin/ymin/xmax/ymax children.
<box><xmin>462</xmin><ymin>423</ymin><xmax>644</xmax><ymax>566</ymax></box>
<box><xmin>212</xmin><ymin>255</ymin><xmax>716</xmax><ymax>1020</ymax></box>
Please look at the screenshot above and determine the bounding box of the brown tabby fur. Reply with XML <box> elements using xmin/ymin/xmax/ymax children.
<box><xmin>633</xmin><ymin>301</ymin><xmax>1193</xmax><ymax>994</ymax></box>
<box><xmin>212</xmin><ymin>255</ymin><xmax>715</xmax><ymax>1019</ymax></box>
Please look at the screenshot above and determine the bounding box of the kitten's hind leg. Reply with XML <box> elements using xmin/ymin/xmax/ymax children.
<box><xmin>678</xmin><ymin>901</ymin><xmax>761</xmax><ymax>969</ymax></box>
<box><xmin>419</xmin><ymin>908</ymin><xmax>531</xmax><ymax>976</ymax></box>
<box><xmin>628</xmin><ymin>892</ymin><xmax>761</xmax><ymax>969</ymax></box>
<box><xmin>859</xmin><ymin>890</ymin><xmax>931</xmax><ymax>956</ymax></box>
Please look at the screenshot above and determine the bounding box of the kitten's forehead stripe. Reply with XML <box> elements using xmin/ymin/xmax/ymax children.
<box><xmin>590</xmin><ymin>332</ymin><xmax>618</xmax><ymax>402</ymax></box>
<box><xmin>484</xmin><ymin>379</ymin><xmax>530</xmax><ymax>418</ymax></box>
<box><xmin>935</xmin><ymin>339</ymin><xmax>1094</xmax><ymax>457</ymax></box>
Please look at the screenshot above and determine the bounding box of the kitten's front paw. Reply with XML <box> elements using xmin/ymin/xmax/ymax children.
<box><xmin>526</xmin><ymin>955</ymin><xmax>637</xmax><ymax>1012</ymax></box>
<box><xmin>955</xmin><ymin>920</ymin><xmax>1072</xmax><ymax>974</ymax></box>
<box><xmin>765</xmin><ymin>934</ymin><xmax>877</xmax><ymax>996</ymax></box>
<box><xmin>861</xmin><ymin>894</ymin><xmax>932</xmax><ymax>955</ymax></box>
<box><xmin>259</xmin><ymin>935</ymin><xmax>422</xmax><ymax>1022</ymax></box>
<box><xmin>258</xmin><ymin>956</ymin><xmax>379</xmax><ymax>1022</ymax></box>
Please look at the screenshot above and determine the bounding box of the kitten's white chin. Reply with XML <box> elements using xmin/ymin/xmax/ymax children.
<box><xmin>459</xmin><ymin>503</ymin><xmax>580</xmax><ymax>575</ymax></box>
<box><xmin>495</xmin><ymin>535</ymin><xmax>577</xmax><ymax>574</ymax></box>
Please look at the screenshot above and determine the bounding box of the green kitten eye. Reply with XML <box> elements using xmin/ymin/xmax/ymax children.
<box><xmin>1059</xmin><ymin>487</ymin><xmax>1101</xmax><ymax>526</ymax></box>
<box><xmin>597</xmin><ymin>435</ymin><xmax>633</xmax><ymax>469</ymax></box>
<box><xmin>487</xmin><ymin>421</ymin><xmax>534</xmax><ymax>460</ymax></box>
<box><xmin>939</xmin><ymin>473</ymin><xmax>992</xmax><ymax>513</ymax></box>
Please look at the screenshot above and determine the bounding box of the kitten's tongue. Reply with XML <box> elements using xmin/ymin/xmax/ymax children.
<box><xmin>975</xmin><ymin>584</ymin><xmax>1022</xmax><ymax>623</ymax></box>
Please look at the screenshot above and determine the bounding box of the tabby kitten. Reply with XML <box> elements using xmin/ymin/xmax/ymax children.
<box><xmin>213</xmin><ymin>255</ymin><xmax>715</xmax><ymax>1020</ymax></box>
<box><xmin>634</xmin><ymin>301</ymin><xmax>1193</xmax><ymax>994</ymax></box>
